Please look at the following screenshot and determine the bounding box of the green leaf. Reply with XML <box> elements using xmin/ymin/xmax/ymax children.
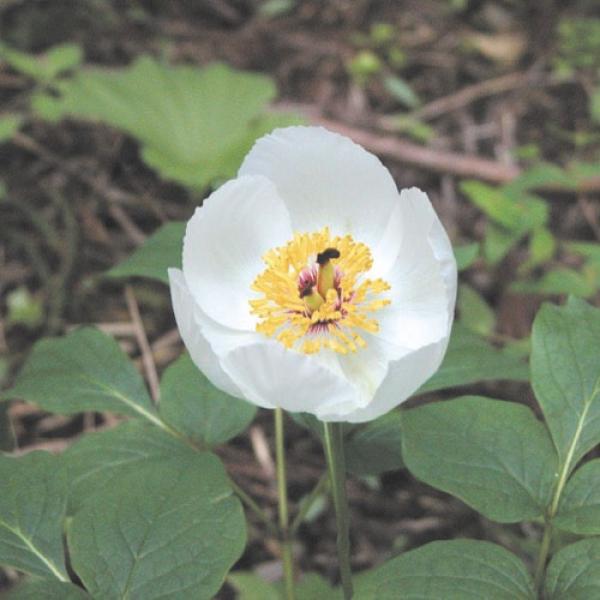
<box><xmin>461</xmin><ymin>180</ymin><xmax>548</xmax><ymax>232</ymax></box>
<box><xmin>383</xmin><ymin>76</ymin><xmax>420</xmax><ymax>108</ymax></box>
<box><xmin>545</xmin><ymin>538</ymin><xmax>600</xmax><ymax>599</ymax></box>
<box><xmin>454</xmin><ymin>242</ymin><xmax>479</xmax><ymax>271</ymax></box>
<box><xmin>7</xmin><ymin>580</ymin><xmax>90</xmax><ymax>599</ymax></box>
<box><xmin>504</xmin><ymin>163</ymin><xmax>575</xmax><ymax>195</ymax></box>
<box><xmin>63</xmin><ymin>421</ymin><xmax>191</xmax><ymax>513</ymax></box>
<box><xmin>457</xmin><ymin>284</ymin><xmax>495</xmax><ymax>336</ymax></box>
<box><xmin>524</xmin><ymin>227</ymin><xmax>556</xmax><ymax>271</ymax></box>
<box><xmin>228</xmin><ymin>572</ymin><xmax>281</xmax><ymax>600</ymax></box>
<box><xmin>159</xmin><ymin>354</ymin><xmax>256</xmax><ymax>447</ymax></box>
<box><xmin>108</xmin><ymin>221</ymin><xmax>185</xmax><ymax>284</ymax></box>
<box><xmin>512</xmin><ymin>267</ymin><xmax>597</xmax><ymax>298</ymax></box>
<box><xmin>0</xmin><ymin>43</ymin><xmax>81</xmax><ymax>82</ymax></box>
<box><xmin>1</xmin><ymin>328</ymin><xmax>162</xmax><ymax>426</ymax></box>
<box><xmin>35</xmin><ymin>57</ymin><xmax>299</xmax><ymax>189</ymax></box>
<box><xmin>0</xmin><ymin>114</ymin><xmax>22</xmax><ymax>143</ymax></box>
<box><xmin>68</xmin><ymin>440</ymin><xmax>246</xmax><ymax>599</ymax></box>
<box><xmin>0</xmin><ymin>452</ymin><xmax>68</xmax><ymax>580</ymax></box>
<box><xmin>568</xmin><ymin>241</ymin><xmax>600</xmax><ymax>265</ymax></box>
<box><xmin>554</xmin><ymin>459</ymin><xmax>600</xmax><ymax>534</ymax></box>
<box><xmin>344</xmin><ymin>411</ymin><xmax>403</xmax><ymax>475</ymax></box>
<box><xmin>401</xmin><ymin>396</ymin><xmax>557</xmax><ymax>522</ymax></box>
<box><xmin>590</xmin><ymin>87</ymin><xmax>600</xmax><ymax>124</ymax></box>
<box><xmin>531</xmin><ymin>297</ymin><xmax>600</xmax><ymax>467</ymax></box>
<box><xmin>484</xmin><ymin>222</ymin><xmax>522</xmax><ymax>264</ymax></box>
<box><xmin>355</xmin><ymin>540</ymin><xmax>535</xmax><ymax>599</ymax></box>
<box><xmin>417</xmin><ymin>323</ymin><xmax>528</xmax><ymax>394</ymax></box>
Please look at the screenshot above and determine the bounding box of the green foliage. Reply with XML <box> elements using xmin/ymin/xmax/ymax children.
<box><xmin>555</xmin><ymin>459</ymin><xmax>600</xmax><ymax>534</ymax></box>
<box><xmin>63</xmin><ymin>421</ymin><xmax>192</xmax><ymax>513</ymax></box>
<box><xmin>7</xmin><ymin>580</ymin><xmax>90</xmax><ymax>599</ymax></box>
<box><xmin>554</xmin><ymin>18</ymin><xmax>600</xmax><ymax>76</ymax></box>
<box><xmin>457</xmin><ymin>283</ymin><xmax>495</xmax><ymax>336</ymax></box>
<box><xmin>0</xmin><ymin>42</ymin><xmax>82</xmax><ymax>83</ymax></box>
<box><xmin>34</xmin><ymin>57</ymin><xmax>300</xmax><ymax>189</ymax></box>
<box><xmin>0</xmin><ymin>452</ymin><xmax>68</xmax><ymax>580</ymax></box>
<box><xmin>401</xmin><ymin>396</ymin><xmax>557</xmax><ymax>522</ymax></box>
<box><xmin>159</xmin><ymin>354</ymin><xmax>256</xmax><ymax>447</ymax></box>
<box><xmin>383</xmin><ymin>76</ymin><xmax>420</xmax><ymax>108</ymax></box>
<box><xmin>5</xmin><ymin>286</ymin><xmax>44</xmax><ymax>328</ymax></box>
<box><xmin>108</xmin><ymin>221</ymin><xmax>185</xmax><ymax>284</ymax></box>
<box><xmin>418</xmin><ymin>323</ymin><xmax>528</xmax><ymax>394</ymax></box>
<box><xmin>1</xmin><ymin>327</ymin><xmax>161</xmax><ymax>425</ymax></box>
<box><xmin>0</xmin><ymin>114</ymin><xmax>23</xmax><ymax>143</ymax></box>
<box><xmin>544</xmin><ymin>538</ymin><xmax>600</xmax><ymax>599</ymax></box>
<box><xmin>229</xmin><ymin>572</ymin><xmax>341</xmax><ymax>599</ymax></box>
<box><xmin>454</xmin><ymin>242</ymin><xmax>480</xmax><ymax>271</ymax></box>
<box><xmin>354</xmin><ymin>540</ymin><xmax>535</xmax><ymax>599</ymax></box>
<box><xmin>531</xmin><ymin>297</ymin><xmax>600</xmax><ymax>467</ymax></box>
<box><xmin>68</xmin><ymin>445</ymin><xmax>245</xmax><ymax>599</ymax></box>
<box><xmin>344</xmin><ymin>412</ymin><xmax>403</xmax><ymax>475</ymax></box>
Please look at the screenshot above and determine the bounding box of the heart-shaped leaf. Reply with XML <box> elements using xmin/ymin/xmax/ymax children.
<box><xmin>545</xmin><ymin>538</ymin><xmax>600</xmax><ymax>599</ymax></box>
<box><xmin>531</xmin><ymin>297</ymin><xmax>600</xmax><ymax>469</ymax></box>
<box><xmin>401</xmin><ymin>396</ymin><xmax>557</xmax><ymax>522</ymax></box>
<box><xmin>0</xmin><ymin>452</ymin><xmax>68</xmax><ymax>580</ymax></box>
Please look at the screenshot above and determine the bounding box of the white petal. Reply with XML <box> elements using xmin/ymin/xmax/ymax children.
<box><xmin>374</xmin><ymin>188</ymin><xmax>457</xmax><ymax>350</ymax></box>
<box><xmin>220</xmin><ymin>342</ymin><xmax>361</xmax><ymax>414</ymax></box>
<box><xmin>168</xmin><ymin>268</ymin><xmax>243</xmax><ymax>398</ymax></box>
<box><xmin>182</xmin><ymin>175</ymin><xmax>293</xmax><ymax>331</ymax></box>
<box><xmin>325</xmin><ymin>337</ymin><xmax>450</xmax><ymax>423</ymax></box>
<box><xmin>239</xmin><ymin>126</ymin><xmax>398</xmax><ymax>248</ymax></box>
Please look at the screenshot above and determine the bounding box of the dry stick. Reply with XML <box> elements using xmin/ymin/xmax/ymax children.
<box><xmin>276</xmin><ymin>105</ymin><xmax>600</xmax><ymax>191</ymax></box>
<box><xmin>124</xmin><ymin>285</ymin><xmax>161</xmax><ymax>404</ymax></box>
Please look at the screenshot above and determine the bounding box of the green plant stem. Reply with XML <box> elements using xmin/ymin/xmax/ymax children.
<box><xmin>229</xmin><ymin>478</ymin><xmax>279</xmax><ymax>538</ymax></box>
<box><xmin>323</xmin><ymin>422</ymin><xmax>353</xmax><ymax>599</ymax></box>
<box><xmin>275</xmin><ymin>407</ymin><xmax>295</xmax><ymax>600</ymax></box>
<box><xmin>291</xmin><ymin>473</ymin><xmax>329</xmax><ymax>535</ymax></box>
<box><xmin>534</xmin><ymin>521</ymin><xmax>553</xmax><ymax>592</ymax></box>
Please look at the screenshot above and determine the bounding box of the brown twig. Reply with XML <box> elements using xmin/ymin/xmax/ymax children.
<box><xmin>124</xmin><ymin>285</ymin><xmax>160</xmax><ymax>404</ymax></box>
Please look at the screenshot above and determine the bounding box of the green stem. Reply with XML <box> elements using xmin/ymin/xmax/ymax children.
<box><xmin>275</xmin><ymin>408</ymin><xmax>295</xmax><ymax>600</ymax></box>
<box><xmin>229</xmin><ymin>478</ymin><xmax>279</xmax><ymax>538</ymax></box>
<box><xmin>291</xmin><ymin>473</ymin><xmax>329</xmax><ymax>535</ymax></box>
<box><xmin>323</xmin><ymin>422</ymin><xmax>353</xmax><ymax>599</ymax></box>
<box><xmin>534</xmin><ymin>520</ymin><xmax>553</xmax><ymax>592</ymax></box>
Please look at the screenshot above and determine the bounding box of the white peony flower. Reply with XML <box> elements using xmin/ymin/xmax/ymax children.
<box><xmin>168</xmin><ymin>126</ymin><xmax>457</xmax><ymax>423</ymax></box>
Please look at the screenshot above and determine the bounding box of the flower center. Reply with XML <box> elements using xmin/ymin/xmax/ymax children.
<box><xmin>250</xmin><ymin>228</ymin><xmax>391</xmax><ymax>354</ymax></box>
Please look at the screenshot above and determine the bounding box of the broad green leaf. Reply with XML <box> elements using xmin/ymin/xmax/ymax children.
<box><xmin>545</xmin><ymin>538</ymin><xmax>600</xmax><ymax>599</ymax></box>
<box><xmin>44</xmin><ymin>43</ymin><xmax>83</xmax><ymax>78</ymax></box>
<box><xmin>460</xmin><ymin>180</ymin><xmax>548</xmax><ymax>232</ymax></box>
<box><xmin>108</xmin><ymin>221</ymin><xmax>185</xmax><ymax>284</ymax></box>
<box><xmin>0</xmin><ymin>114</ymin><xmax>22</xmax><ymax>143</ymax></box>
<box><xmin>457</xmin><ymin>283</ymin><xmax>495</xmax><ymax>336</ymax></box>
<box><xmin>62</xmin><ymin>421</ymin><xmax>191</xmax><ymax>513</ymax></box>
<box><xmin>1</xmin><ymin>328</ymin><xmax>161</xmax><ymax>426</ymax></box>
<box><xmin>555</xmin><ymin>459</ymin><xmax>600</xmax><ymax>534</ymax></box>
<box><xmin>344</xmin><ymin>412</ymin><xmax>403</xmax><ymax>475</ymax></box>
<box><xmin>159</xmin><ymin>354</ymin><xmax>256</xmax><ymax>447</ymax></box>
<box><xmin>355</xmin><ymin>540</ymin><xmax>535</xmax><ymax>599</ymax></box>
<box><xmin>531</xmin><ymin>298</ymin><xmax>600</xmax><ymax>467</ymax></box>
<box><xmin>7</xmin><ymin>580</ymin><xmax>90</xmax><ymax>599</ymax></box>
<box><xmin>0</xmin><ymin>452</ymin><xmax>68</xmax><ymax>580</ymax></box>
<box><xmin>417</xmin><ymin>323</ymin><xmax>528</xmax><ymax>394</ymax></box>
<box><xmin>34</xmin><ymin>57</ymin><xmax>299</xmax><ymax>189</ymax></box>
<box><xmin>68</xmin><ymin>443</ymin><xmax>246</xmax><ymax>599</ymax></box>
<box><xmin>401</xmin><ymin>396</ymin><xmax>557</xmax><ymax>522</ymax></box>
<box><xmin>454</xmin><ymin>242</ymin><xmax>479</xmax><ymax>271</ymax></box>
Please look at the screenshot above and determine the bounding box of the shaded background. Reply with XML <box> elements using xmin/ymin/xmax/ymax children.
<box><xmin>1</xmin><ymin>0</ymin><xmax>600</xmax><ymax>596</ymax></box>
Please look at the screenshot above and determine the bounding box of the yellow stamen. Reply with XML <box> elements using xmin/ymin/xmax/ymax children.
<box><xmin>250</xmin><ymin>228</ymin><xmax>391</xmax><ymax>354</ymax></box>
